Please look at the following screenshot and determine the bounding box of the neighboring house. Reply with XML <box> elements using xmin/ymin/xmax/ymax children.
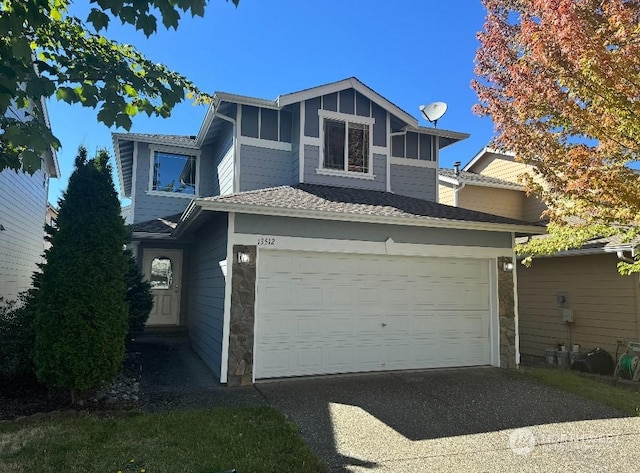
<box><xmin>438</xmin><ymin>147</ymin><xmax>640</xmax><ymax>358</ymax></box>
<box><xmin>114</xmin><ymin>78</ymin><xmax>541</xmax><ymax>385</ymax></box>
<box><xmin>0</xmin><ymin>99</ymin><xmax>59</xmax><ymax>301</ymax></box>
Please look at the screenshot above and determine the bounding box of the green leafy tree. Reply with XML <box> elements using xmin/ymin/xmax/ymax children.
<box><xmin>124</xmin><ymin>248</ymin><xmax>153</xmax><ymax>338</ymax></box>
<box><xmin>34</xmin><ymin>146</ymin><xmax>128</xmax><ymax>397</ymax></box>
<box><xmin>1</xmin><ymin>0</ymin><xmax>239</xmax><ymax>172</ymax></box>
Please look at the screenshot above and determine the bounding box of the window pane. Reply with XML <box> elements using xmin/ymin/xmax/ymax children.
<box><xmin>324</xmin><ymin>119</ymin><xmax>345</xmax><ymax>170</ymax></box>
<box><xmin>348</xmin><ymin>122</ymin><xmax>369</xmax><ymax>173</ymax></box>
<box><xmin>150</xmin><ymin>257</ymin><xmax>172</xmax><ymax>289</ymax></box>
<box><xmin>153</xmin><ymin>152</ymin><xmax>196</xmax><ymax>194</ymax></box>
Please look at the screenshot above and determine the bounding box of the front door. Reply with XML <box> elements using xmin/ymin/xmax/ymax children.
<box><xmin>142</xmin><ymin>248</ymin><xmax>183</xmax><ymax>326</ymax></box>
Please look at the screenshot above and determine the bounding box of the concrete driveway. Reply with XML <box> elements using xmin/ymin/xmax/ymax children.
<box><xmin>257</xmin><ymin>368</ymin><xmax>640</xmax><ymax>472</ymax></box>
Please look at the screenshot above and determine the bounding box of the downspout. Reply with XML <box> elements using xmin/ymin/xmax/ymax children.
<box><xmin>616</xmin><ymin>250</ymin><xmax>635</xmax><ymax>264</ymax></box>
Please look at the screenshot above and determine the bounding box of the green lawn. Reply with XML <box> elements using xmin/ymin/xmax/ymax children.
<box><xmin>524</xmin><ymin>367</ymin><xmax>640</xmax><ymax>417</ymax></box>
<box><xmin>0</xmin><ymin>407</ymin><xmax>327</xmax><ymax>473</ymax></box>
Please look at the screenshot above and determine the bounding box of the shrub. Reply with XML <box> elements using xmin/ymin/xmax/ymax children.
<box><xmin>34</xmin><ymin>147</ymin><xmax>129</xmax><ymax>395</ymax></box>
<box><xmin>0</xmin><ymin>290</ymin><xmax>37</xmax><ymax>378</ymax></box>
<box><xmin>125</xmin><ymin>249</ymin><xmax>153</xmax><ymax>338</ymax></box>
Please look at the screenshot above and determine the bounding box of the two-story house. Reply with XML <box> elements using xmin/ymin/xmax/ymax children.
<box><xmin>0</xmin><ymin>98</ymin><xmax>59</xmax><ymax>301</ymax></box>
<box><xmin>438</xmin><ymin>147</ymin><xmax>640</xmax><ymax>360</ymax></box>
<box><xmin>114</xmin><ymin>78</ymin><xmax>541</xmax><ymax>385</ymax></box>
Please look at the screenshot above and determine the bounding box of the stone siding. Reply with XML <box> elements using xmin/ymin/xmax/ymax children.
<box><xmin>498</xmin><ymin>256</ymin><xmax>517</xmax><ymax>369</ymax></box>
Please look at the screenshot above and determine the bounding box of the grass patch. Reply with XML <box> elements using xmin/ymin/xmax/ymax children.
<box><xmin>524</xmin><ymin>367</ymin><xmax>640</xmax><ymax>417</ymax></box>
<box><xmin>0</xmin><ymin>407</ymin><xmax>327</xmax><ymax>473</ymax></box>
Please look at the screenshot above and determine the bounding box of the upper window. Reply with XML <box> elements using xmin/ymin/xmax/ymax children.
<box><xmin>152</xmin><ymin>152</ymin><xmax>196</xmax><ymax>195</ymax></box>
<box><xmin>322</xmin><ymin>116</ymin><xmax>371</xmax><ymax>174</ymax></box>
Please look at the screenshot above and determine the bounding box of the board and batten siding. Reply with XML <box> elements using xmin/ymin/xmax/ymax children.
<box><xmin>389</xmin><ymin>164</ymin><xmax>436</xmax><ymax>201</ymax></box>
<box><xmin>186</xmin><ymin>213</ymin><xmax>228</xmax><ymax>379</ymax></box>
<box><xmin>518</xmin><ymin>253</ymin><xmax>640</xmax><ymax>357</ymax></box>
<box><xmin>0</xmin><ymin>168</ymin><xmax>47</xmax><ymax>300</ymax></box>
<box><xmin>239</xmin><ymin>144</ymin><xmax>296</xmax><ymax>192</ymax></box>
<box><xmin>303</xmin><ymin>145</ymin><xmax>387</xmax><ymax>191</ymax></box>
<box><xmin>132</xmin><ymin>143</ymin><xmax>193</xmax><ymax>223</ymax></box>
<box><xmin>234</xmin><ymin>214</ymin><xmax>513</xmax><ymax>249</ymax></box>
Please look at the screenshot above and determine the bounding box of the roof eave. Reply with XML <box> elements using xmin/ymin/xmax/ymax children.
<box><xmin>463</xmin><ymin>146</ymin><xmax>515</xmax><ymax>172</ymax></box>
<box><xmin>191</xmin><ymin>200</ymin><xmax>545</xmax><ymax>235</ymax></box>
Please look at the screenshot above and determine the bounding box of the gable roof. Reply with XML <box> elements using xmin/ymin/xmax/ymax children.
<box><xmin>463</xmin><ymin>146</ymin><xmax>515</xmax><ymax>173</ymax></box>
<box><xmin>131</xmin><ymin>213</ymin><xmax>182</xmax><ymax>235</ymax></box>
<box><xmin>439</xmin><ymin>168</ymin><xmax>525</xmax><ymax>191</ymax></box>
<box><xmin>173</xmin><ymin>184</ymin><xmax>544</xmax><ymax>237</ymax></box>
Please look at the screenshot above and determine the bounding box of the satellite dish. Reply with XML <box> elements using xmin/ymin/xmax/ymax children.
<box><xmin>419</xmin><ymin>102</ymin><xmax>448</xmax><ymax>128</ymax></box>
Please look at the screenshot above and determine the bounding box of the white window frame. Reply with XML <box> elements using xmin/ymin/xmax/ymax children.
<box><xmin>147</xmin><ymin>144</ymin><xmax>200</xmax><ymax>198</ymax></box>
<box><xmin>317</xmin><ymin>109</ymin><xmax>375</xmax><ymax>179</ymax></box>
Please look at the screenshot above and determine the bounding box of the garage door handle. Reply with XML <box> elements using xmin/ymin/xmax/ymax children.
<box><xmin>381</xmin><ymin>323</ymin><xmax>387</xmax><ymax>327</ymax></box>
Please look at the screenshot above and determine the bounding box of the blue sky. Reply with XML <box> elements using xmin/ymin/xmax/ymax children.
<box><xmin>47</xmin><ymin>1</ymin><xmax>492</xmax><ymax>205</ymax></box>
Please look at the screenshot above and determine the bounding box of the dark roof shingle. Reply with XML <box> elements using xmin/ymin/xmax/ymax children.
<box><xmin>131</xmin><ymin>213</ymin><xmax>182</xmax><ymax>234</ymax></box>
<box><xmin>201</xmin><ymin>183</ymin><xmax>540</xmax><ymax>227</ymax></box>
<box><xmin>440</xmin><ymin>169</ymin><xmax>524</xmax><ymax>189</ymax></box>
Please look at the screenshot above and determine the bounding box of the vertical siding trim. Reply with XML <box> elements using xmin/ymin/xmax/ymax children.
<box><xmin>386</xmin><ymin>112</ymin><xmax>391</xmax><ymax>192</ymax></box>
<box><xmin>511</xmin><ymin>233</ymin><xmax>520</xmax><ymax>365</ymax></box>
<box><xmin>434</xmin><ymin>136</ymin><xmax>440</xmax><ymax>203</ymax></box>
<box><xmin>220</xmin><ymin>212</ymin><xmax>234</xmax><ymax>383</ymax></box>
<box><xmin>131</xmin><ymin>141</ymin><xmax>138</xmax><ymax>222</ymax></box>
<box><xmin>234</xmin><ymin>106</ymin><xmax>242</xmax><ymax>193</ymax></box>
<box><xmin>299</xmin><ymin>101</ymin><xmax>305</xmax><ymax>183</ymax></box>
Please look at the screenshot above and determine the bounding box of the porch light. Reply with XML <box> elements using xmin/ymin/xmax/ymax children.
<box><xmin>238</xmin><ymin>252</ymin><xmax>251</xmax><ymax>264</ymax></box>
<box><xmin>502</xmin><ymin>261</ymin><xmax>515</xmax><ymax>272</ymax></box>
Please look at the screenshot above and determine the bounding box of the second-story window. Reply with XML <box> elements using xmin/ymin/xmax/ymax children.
<box><xmin>322</xmin><ymin>116</ymin><xmax>371</xmax><ymax>174</ymax></box>
<box><xmin>152</xmin><ymin>152</ymin><xmax>196</xmax><ymax>195</ymax></box>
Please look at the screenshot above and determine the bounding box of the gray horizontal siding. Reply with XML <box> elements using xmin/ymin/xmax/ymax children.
<box><xmin>132</xmin><ymin>143</ymin><xmax>192</xmax><ymax>223</ymax></box>
<box><xmin>218</xmin><ymin>146</ymin><xmax>234</xmax><ymax>195</ymax></box>
<box><xmin>304</xmin><ymin>145</ymin><xmax>386</xmax><ymax>191</ymax></box>
<box><xmin>390</xmin><ymin>164</ymin><xmax>437</xmax><ymax>201</ymax></box>
<box><xmin>186</xmin><ymin>213</ymin><xmax>228</xmax><ymax>379</ymax></box>
<box><xmin>0</xmin><ymin>169</ymin><xmax>47</xmax><ymax>300</ymax></box>
<box><xmin>235</xmin><ymin>214</ymin><xmax>512</xmax><ymax>248</ymax></box>
<box><xmin>239</xmin><ymin>144</ymin><xmax>295</xmax><ymax>192</ymax></box>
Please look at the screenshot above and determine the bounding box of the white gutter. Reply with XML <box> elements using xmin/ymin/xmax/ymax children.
<box><xmin>453</xmin><ymin>181</ymin><xmax>466</xmax><ymax>207</ymax></box>
<box><xmin>616</xmin><ymin>250</ymin><xmax>635</xmax><ymax>263</ymax></box>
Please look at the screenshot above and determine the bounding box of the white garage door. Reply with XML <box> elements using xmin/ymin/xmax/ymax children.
<box><xmin>254</xmin><ymin>250</ymin><xmax>492</xmax><ymax>379</ymax></box>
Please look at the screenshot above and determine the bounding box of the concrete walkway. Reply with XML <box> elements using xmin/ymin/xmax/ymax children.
<box><xmin>257</xmin><ymin>368</ymin><xmax>640</xmax><ymax>472</ymax></box>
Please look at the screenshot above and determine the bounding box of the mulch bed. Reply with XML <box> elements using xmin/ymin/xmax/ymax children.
<box><xmin>0</xmin><ymin>374</ymin><xmax>71</xmax><ymax>421</ymax></box>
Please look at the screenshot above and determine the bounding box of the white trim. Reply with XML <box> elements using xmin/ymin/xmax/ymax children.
<box><xmin>371</xmin><ymin>145</ymin><xmax>388</xmax><ymax>155</ymax></box>
<box><xmin>390</xmin><ymin>157</ymin><xmax>437</xmax><ymax>169</ymax></box>
<box><xmin>318</xmin><ymin>109</ymin><xmax>375</xmax><ymax>177</ymax></box>
<box><xmin>238</xmin><ymin>136</ymin><xmax>292</xmax><ymax>152</ymax></box>
<box><xmin>315</xmin><ymin>168</ymin><xmax>376</xmax><ymax>180</ymax></box>
<box><xmin>318</xmin><ymin>109</ymin><xmax>375</xmax><ymax>126</ymax></box>
<box><xmin>214</xmin><ymin>91</ymin><xmax>278</xmax><ymax>110</ymax></box>
<box><xmin>130</xmin><ymin>141</ymin><xmax>138</xmax><ymax>221</ymax></box>
<box><xmin>302</xmin><ymin>137</ymin><xmax>321</xmax><ymax>147</ymax></box>
<box><xmin>234</xmin><ymin>105</ymin><xmax>241</xmax><ymax>193</ymax></box>
<box><xmin>463</xmin><ymin>146</ymin><xmax>515</xmax><ymax>172</ymax></box>
<box><xmin>299</xmin><ymin>100</ymin><xmax>305</xmax><ymax>184</ymax></box>
<box><xmin>197</xmin><ymin>200</ymin><xmax>545</xmax><ymax>235</ymax></box>
<box><xmin>148</xmin><ymin>145</ymin><xmax>201</xmax><ymax>196</ymax></box>
<box><xmin>220</xmin><ymin>212</ymin><xmax>235</xmax><ymax>384</ymax></box>
<box><xmin>386</xmin><ymin>112</ymin><xmax>391</xmax><ymax>192</ymax></box>
<box><xmin>252</xmin><ymin>245</ymin><xmax>260</xmax><ymax>384</ymax></box>
<box><xmin>489</xmin><ymin>258</ymin><xmax>500</xmax><ymax>367</ymax></box>
<box><xmin>438</xmin><ymin>173</ymin><xmax>524</xmax><ymax>192</ymax></box>
<box><xmin>415</xmin><ymin>126</ymin><xmax>470</xmax><ymax>143</ymax></box>
<box><xmin>234</xmin><ymin>233</ymin><xmax>514</xmax><ymax>259</ymax></box>
<box><xmin>512</xmin><ymin>233</ymin><xmax>521</xmax><ymax>366</ymax></box>
<box><xmin>145</xmin><ymin>190</ymin><xmax>197</xmax><ymax>199</ymax></box>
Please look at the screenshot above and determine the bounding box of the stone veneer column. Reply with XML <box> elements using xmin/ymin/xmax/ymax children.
<box><xmin>497</xmin><ymin>256</ymin><xmax>517</xmax><ymax>369</ymax></box>
<box><xmin>227</xmin><ymin>245</ymin><xmax>257</xmax><ymax>386</ymax></box>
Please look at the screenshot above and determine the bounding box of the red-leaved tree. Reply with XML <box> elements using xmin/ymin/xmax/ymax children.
<box><xmin>473</xmin><ymin>0</ymin><xmax>640</xmax><ymax>273</ymax></box>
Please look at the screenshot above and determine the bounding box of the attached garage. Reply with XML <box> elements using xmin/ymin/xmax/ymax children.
<box><xmin>254</xmin><ymin>249</ymin><xmax>493</xmax><ymax>379</ymax></box>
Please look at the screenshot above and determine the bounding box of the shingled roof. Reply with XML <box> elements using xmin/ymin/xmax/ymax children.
<box><xmin>198</xmin><ymin>183</ymin><xmax>541</xmax><ymax>228</ymax></box>
<box><xmin>131</xmin><ymin>213</ymin><xmax>182</xmax><ymax>234</ymax></box>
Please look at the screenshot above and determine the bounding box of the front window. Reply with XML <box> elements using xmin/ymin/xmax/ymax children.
<box><xmin>323</xmin><ymin>118</ymin><xmax>370</xmax><ymax>174</ymax></box>
<box><xmin>150</xmin><ymin>257</ymin><xmax>172</xmax><ymax>289</ymax></box>
<box><xmin>152</xmin><ymin>152</ymin><xmax>196</xmax><ymax>194</ymax></box>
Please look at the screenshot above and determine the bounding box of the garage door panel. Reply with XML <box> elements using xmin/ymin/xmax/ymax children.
<box><xmin>255</xmin><ymin>250</ymin><xmax>492</xmax><ymax>379</ymax></box>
